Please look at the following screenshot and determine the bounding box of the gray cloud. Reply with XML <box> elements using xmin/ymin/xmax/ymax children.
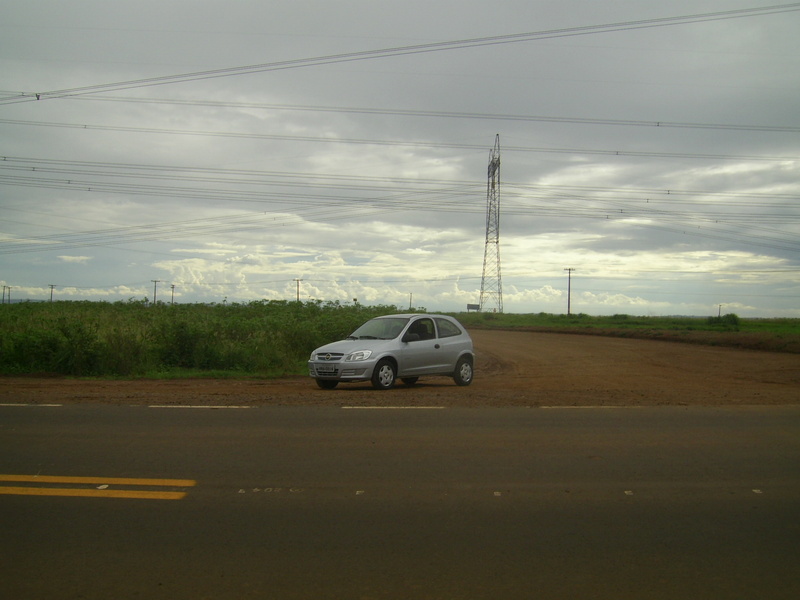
<box><xmin>1</xmin><ymin>1</ymin><xmax>798</xmax><ymax>315</ymax></box>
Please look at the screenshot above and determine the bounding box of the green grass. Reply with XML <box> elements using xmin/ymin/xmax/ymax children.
<box><xmin>0</xmin><ymin>299</ymin><xmax>398</xmax><ymax>377</ymax></box>
<box><xmin>454</xmin><ymin>311</ymin><xmax>800</xmax><ymax>353</ymax></box>
<box><xmin>456</xmin><ymin>311</ymin><xmax>753</xmax><ymax>331</ymax></box>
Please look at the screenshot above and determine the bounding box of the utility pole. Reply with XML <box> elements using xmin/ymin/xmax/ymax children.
<box><xmin>293</xmin><ymin>278</ymin><xmax>303</xmax><ymax>302</ymax></box>
<box><xmin>171</xmin><ymin>284</ymin><xmax>176</xmax><ymax>306</ymax></box>
<box><xmin>564</xmin><ymin>268</ymin><xmax>575</xmax><ymax>315</ymax></box>
<box><xmin>49</xmin><ymin>284</ymin><xmax>56</xmax><ymax>302</ymax></box>
<box><xmin>151</xmin><ymin>280</ymin><xmax>161</xmax><ymax>306</ymax></box>
<box><xmin>2</xmin><ymin>285</ymin><xmax>6</xmax><ymax>304</ymax></box>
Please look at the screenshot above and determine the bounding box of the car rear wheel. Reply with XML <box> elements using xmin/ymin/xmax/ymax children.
<box><xmin>453</xmin><ymin>356</ymin><xmax>473</xmax><ymax>386</ymax></box>
<box><xmin>371</xmin><ymin>359</ymin><xmax>397</xmax><ymax>390</ymax></box>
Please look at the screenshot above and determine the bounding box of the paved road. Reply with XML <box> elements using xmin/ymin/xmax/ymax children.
<box><xmin>2</xmin><ymin>404</ymin><xmax>799</xmax><ymax>599</ymax></box>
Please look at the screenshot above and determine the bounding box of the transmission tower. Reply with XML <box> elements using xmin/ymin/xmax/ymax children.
<box><xmin>479</xmin><ymin>135</ymin><xmax>503</xmax><ymax>313</ymax></box>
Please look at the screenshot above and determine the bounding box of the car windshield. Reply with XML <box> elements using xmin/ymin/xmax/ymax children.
<box><xmin>348</xmin><ymin>317</ymin><xmax>409</xmax><ymax>340</ymax></box>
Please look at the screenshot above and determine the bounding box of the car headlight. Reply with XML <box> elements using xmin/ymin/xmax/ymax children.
<box><xmin>345</xmin><ymin>350</ymin><xmax>372</xmax><ymax>362</ymax></box>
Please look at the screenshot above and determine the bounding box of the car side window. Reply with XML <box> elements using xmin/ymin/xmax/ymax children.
<box><xmin>408</xmin><ymin>318</ymin><xmax>435</xmax><ymax>341</ymax></box>
<box><xmin>435</xmin><ymin>318</ymin><xmax>462</xmax><ymax>338</ymax></box>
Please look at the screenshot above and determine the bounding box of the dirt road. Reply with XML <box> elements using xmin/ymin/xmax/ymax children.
<box><xmin>2</xmin><ymin>330</ymin><xmax>798</xmax><ymax>407</ymax></box>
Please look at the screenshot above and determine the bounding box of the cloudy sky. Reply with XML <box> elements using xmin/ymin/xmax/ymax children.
<box><xmin>2</xmin><ymin>1</ymin><xmax>799</xmax><ymax>316</ymax></box>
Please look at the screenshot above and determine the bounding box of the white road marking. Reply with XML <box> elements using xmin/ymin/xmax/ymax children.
<box><xmin>0</xmin><ymin>403</ymin><xmax>62</xmax><ymax>407</ymax></box>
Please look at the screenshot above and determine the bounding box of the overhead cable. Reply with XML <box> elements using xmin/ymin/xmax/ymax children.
<box><xmin>2</xmin><ymin>3</ymin><xmax>799</xmax><ymax>104</ymax></box>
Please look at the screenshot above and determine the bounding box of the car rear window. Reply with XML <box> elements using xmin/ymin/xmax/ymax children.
<box><xmin>435</xmin><ymin>318</ymin><xmax>462</xmax><ymax>338</ymax></box>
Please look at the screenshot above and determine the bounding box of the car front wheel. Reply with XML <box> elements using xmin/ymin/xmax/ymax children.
<box><xmin>453</xmin><ymin>356</ymin><xmax>473</xmax><ymax>386</ymax></box>
<box><xmin>371</xmin><ymin>359</ymin><xmax>397</xmax><ymax>390</ymax></box>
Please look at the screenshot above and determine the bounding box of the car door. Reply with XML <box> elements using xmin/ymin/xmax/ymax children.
<box><xmin>398</xmin><ymin>317</ymin><xmax>442</xmax><ymax>376</ymax></box>
<box><xmin>433</xmin><ymin>317</ymin><xmax>468</xmax><ymax>371</ymax></box>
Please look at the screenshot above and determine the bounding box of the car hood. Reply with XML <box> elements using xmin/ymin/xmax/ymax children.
<box><xmin>313</xmin><ymin>338</ymin><xmax>397</xmax><ymax>356</ymax></box>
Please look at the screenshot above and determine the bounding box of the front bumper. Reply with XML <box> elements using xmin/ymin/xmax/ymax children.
<box><xmin>308</xmin><ymin>359</ymin><xmax>377</xmax><ymax>382</ymax></box>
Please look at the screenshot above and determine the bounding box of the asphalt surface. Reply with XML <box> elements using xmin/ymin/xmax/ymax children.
<box><xmin>2</xmin><ymin>404</ymin><xmax>799</xmax><ymax>599</ymax></box>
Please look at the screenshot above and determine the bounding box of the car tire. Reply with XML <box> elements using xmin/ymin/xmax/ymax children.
<box><xmin>453</xmin><ymin>356</ymin><xmax>473</xmax><ymax>386</ymax></box>
<box><xmin>316</xmin><ymin>379</ymin><xmax>338</xmax><ymax>390</ymax></box>
<box><xmin>371</xmin><ymin>359</ymin><xmax>397</xmax><ymax>390</ymax></box>
<box><xmin>401</xmin><ymin>377</ymin><xmax>419</xmax><ymax>386</ymax></box>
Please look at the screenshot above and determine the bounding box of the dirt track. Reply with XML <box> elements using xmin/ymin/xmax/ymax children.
<box><xmin>2</xmin><ymin>330</ymin><xmax>798</xmax><ymax>407</ymax></box>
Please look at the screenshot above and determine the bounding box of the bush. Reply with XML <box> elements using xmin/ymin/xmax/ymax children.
<box><xmin>55</xmin><ymin>317</ymin><xmax>100</xmax><ymax>375</ymax></box>
<box><xmin>0</xmin><ymin>299</ymin><xmax>399</xmax><ymax>377</ymax></box>
<box><xmin>707</xmin><ymin>313</ymin><xmax>741</xmax><ymax>330</ymax></box>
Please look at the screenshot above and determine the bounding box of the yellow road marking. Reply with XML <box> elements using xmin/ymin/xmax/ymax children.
<box><xmin>0</xmin><ymin>474</ymin><xmax>196</xmax><ymax>500</ymax></box>
<box><xmin>0</xmin><ymin>474</ymin><xmax>196</xmax><ymax>487</ymax></box>
<box><xmin>0</xmin><ymin>487</ymin><xmax>186</xmax><ymax>500</ymax></box>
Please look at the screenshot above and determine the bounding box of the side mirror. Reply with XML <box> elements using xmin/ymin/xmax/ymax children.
<box><xmin>403</xmin><ymin>332</ymin><xmax>421</xmax><ymax>343</ymax></box>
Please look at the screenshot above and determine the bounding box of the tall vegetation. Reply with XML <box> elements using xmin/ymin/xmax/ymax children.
<box><xmin>0</xmin><ymin>300</ymin><xmax>398</xmax><ymax>377</ymax></box>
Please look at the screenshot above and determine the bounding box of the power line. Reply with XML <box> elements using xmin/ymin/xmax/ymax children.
<box><xmin>3</xmin><ymin>3</ymin><xmax>799</xmax><ymax>104</ymax></box>
<box><xmin>2</xmin><ymin>118</ymin><xmax>798</xmax><ymax>161</ymax></box>
<box><xmin>3</xmin><ymin>188</ymin><xmax>798</xmax><ymax>256</ymax></box>
<box><xmin>2</xmin><ymin>151</ymin><xmax>799</xmax><ymax>257</ymax></box>
<box><xmin>2</xmin><ymin>156</ymin><xmax>798</xmax><ymax>202</ymax></box>
<box><xmin>10</xmin><ymin>94</ymin><xmax>800</xmax><ymax>134</ymax></box>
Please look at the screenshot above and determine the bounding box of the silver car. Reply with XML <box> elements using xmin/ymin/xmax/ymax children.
<box><xmin>308</xmin><ymin>314</ymin><xmax>474</xmax><ymax>390</ymax></box>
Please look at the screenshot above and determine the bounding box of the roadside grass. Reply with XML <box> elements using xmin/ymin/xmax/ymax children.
<box><xmin>455</xmin><ymin>311</ymin><xmax>800</xmax><ymax>353</ymax></box>
<box><xmin>0</xmin><ymin>299</ymin><xmax>397</xmax><ymax>378</ymax></box>
<box><xmin>1</xmin><ymin>300</ymin><xmax>797</xmax><ymax>378</ymax></box>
